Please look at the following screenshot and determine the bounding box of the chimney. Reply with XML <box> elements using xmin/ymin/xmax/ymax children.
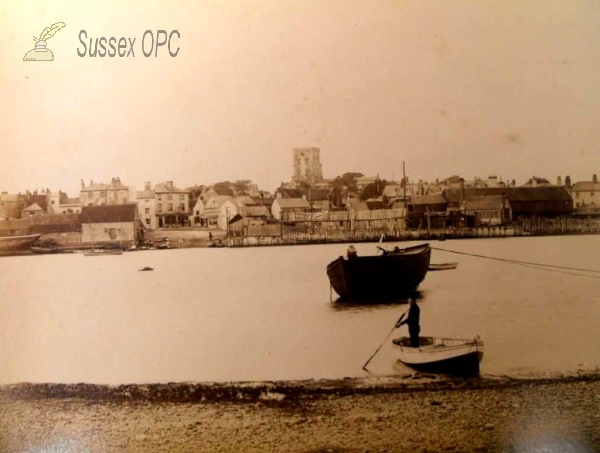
<box><xmin>594</xmin><ymin>174</ymin><xmax>598</xmax><ymax>184</ymax></box>
<box><xmin>532</xmin><ymin>177</ymin><xmax>537</xmax><ymax>188</ymax></box>
<box><xmin>81</xmin><ymin>179</ymin><xmax>85</xmax><ymax>190</ymax></box>
<box><xmin>565</xmin><ymin>176</ymin><xmax>571</xmax><ymax>188</ymax></box>
<box><xmin>167</xmin><ymin>181</ymin><xmax>174</xmax><ymax>189</ymax></box>
<box><xmin>557</xmin><ymin>176</ymin><xmax>562</xmax><ymax>186</ymax></box>
<box><xmin>145</xmin><ymin>181</ymin><xmax>152</xmax><ymax>192</ymax></box>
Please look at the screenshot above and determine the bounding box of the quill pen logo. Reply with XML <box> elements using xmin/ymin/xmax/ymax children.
<box><xmin>23</xmin><ymin>22</ymin><xmax>66</xmax><ymax>61</ymax></box>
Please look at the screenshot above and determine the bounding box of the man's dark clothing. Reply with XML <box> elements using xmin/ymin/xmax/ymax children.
<box><xmin>403</xmin><ymin>303</ymin><xmax>421</xmax><ymax>347</ymax></box>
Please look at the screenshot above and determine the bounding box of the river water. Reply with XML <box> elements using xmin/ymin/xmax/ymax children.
<box><xmin>0</xmin><ymin>235</ymin><xmax>598</xmax><ymax>385</ymax></box>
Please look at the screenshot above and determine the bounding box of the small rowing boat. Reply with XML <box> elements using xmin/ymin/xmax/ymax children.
<box><xmin>392</xmin><ymin>336</ymin><xmax>484</xmax><ymax>376</ymax></box>
<box><xmin>83</xmin><ymin>249</ymin><xmax>123</xmax><ymax>256</ymax></box>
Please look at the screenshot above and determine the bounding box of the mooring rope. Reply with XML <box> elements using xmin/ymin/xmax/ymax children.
<box><xmin>431</xmin><ymin>246</ymin><xmax>600</xmax><ymax>279</ymax></box>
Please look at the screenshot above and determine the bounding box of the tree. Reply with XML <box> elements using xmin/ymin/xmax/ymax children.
<box><xmin>332</xmin><ymin>172</ymin><xmax>363</xmax><ymax>195</ymax></box>
<box><xmin>359</xmin><ymin>178</ymin><xmax>388</xmax><ymax>201</ymax></box>
<box><xmin>233</xmin><ymin>180</ymin><xmax>253</xmax><ymax>195</ymax></box>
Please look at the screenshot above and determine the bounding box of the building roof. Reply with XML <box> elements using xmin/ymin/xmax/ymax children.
<box><xmin>274</xmin><ymin>198</ymin><xmax>310</xmax><ymax>209</ymax></box>
<box><xmin>22</xmin><ymin>203</ymin><xmax>44</xmax><ymax>212</ymax></box>
<box><xmin>0</xmin><ymin>193</ymin><xmax>21</xmax><ymax>202</ymax></box>
<box><xmin>237</xmin><ymin>196</ymin><xmax>257</xmax><ymax>206</ymax></box>
<box><xmin>136</xmin><ymin>191</ymin><xmax>155</xmax><ymax>199</ymax></box>
<box><xmin>154</xmin><ymin>182</ymin><xmax>187</xmax><ymax>194</ymax></box>
<box><xmin>246</xmin><ymin>206</ymin><xmax>270</xmax><ymax>217</ymax></box>
<box><xmin>81</xmin><ymin>204</ymin><xmax>138</xmax><ymax>223</ymax></box>
<box><xmin>81</xmin><ymin>178</ymin><xmax>131</xmax><ymax>192</ymax></box>
<box><xmin>383</xmin><ymin>183</ymin><xmax>404</xmax><ymax>197</ymax></box>
<box><xmin>444</xmin><ymin>187</ymin><xmax>572</xmax><ymax>203</ymax></box>
<box><xmin>463</xmin><ymin>195</ymin><xmax>506</xmax><ymax>211</ymax></box>
<box><xmin>346</xmin><ymin>199</ymin><xmax>369</xmax><ymax>211</ymax></box>
<box><xmin>571</xmin><ymin>181</ymin><xmax>600</xmax><ymax>192</ymax></box>
<box><xmin>409</xmin><ymin>194</ymin><xmax>447</xmax><ymax>205</ymax></box>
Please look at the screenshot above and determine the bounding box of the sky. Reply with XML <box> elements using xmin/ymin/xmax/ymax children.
<box><xmin>1</xmin><ymin>0</ymin><xmax>600</xmax><ymax>196</ymax></box>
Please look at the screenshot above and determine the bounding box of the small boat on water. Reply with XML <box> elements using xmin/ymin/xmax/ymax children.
<box><xmin>31</xmin><ymin>245</ymin><xmax>62</xmax><ymax>254</ymax></box>
<box><xmin>428</xmin><ymin>262</ymin><xmax>458</xmax><ymax>271</ymax></box>
<box><xmin>392</xmin><ymin>336</ymin><xmax>484</xmax><ymax>376</ymax></box>
<box><xmin>83</xmin><ymin>249</ymin><xmax>123</xmax><ymax>256</ymax></box>
<box><xmin>0</xmin><ymin>234</ymin><xmax>42</xmax><ymax>251</ymax></box>
<box><xmin>326</xmin><ymin>243</ymin><xmax>431</xmax><ymax>302</ymax></box>
<box><xmin>207</xmin><ymin>240</ymin><xmax>226</xmax><ymax>248</ymax></box>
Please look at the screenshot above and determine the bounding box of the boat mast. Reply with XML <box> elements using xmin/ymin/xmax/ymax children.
<box><xmin>402</xmin><ymin>162</ymin><xmax>407</xmax><ymax>226</ymax></box>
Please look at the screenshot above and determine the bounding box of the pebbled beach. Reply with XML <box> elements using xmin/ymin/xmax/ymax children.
<box><xmin>1</xmin><ymin>372</ymin><xmax>599</xmax><ymax>452</ymax></box>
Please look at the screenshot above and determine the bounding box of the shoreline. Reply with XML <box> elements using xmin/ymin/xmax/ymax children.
<box><xmin>2</xmin><ymin>372</ymin><xmax>599</xmax><ymax>452</ymax></box>
<box><xmin>3</xmin><ymin>369</ymin><xmax>599</xmax><ymax>403</ymax></box>
<box><xmin>2</xmin><ymin>229</ymin><xmax>600</xmax><ymax>258</ymax></box>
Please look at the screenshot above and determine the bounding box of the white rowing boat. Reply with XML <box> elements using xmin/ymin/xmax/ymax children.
<box><xmin>392</xmin><ymin>336</ymin><xmax>483</xmax><ymax>376</ymax></box>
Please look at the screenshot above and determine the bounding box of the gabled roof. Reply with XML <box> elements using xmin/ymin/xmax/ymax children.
<box><xmin>409</xmin><ymin>194</ymin><xmax>447</xmax><ymax>205</ymax></box>
<box><xmin>155</xmin><ymin>182</ymin><xmax>187</xmax><ymax>193</ymax></box>
<box><xmin>22</xmin><ymin>203</ymin><xmax>44</xmax><ymax>212</ymax></box>
<box><xmin>206</xmin><ymin>195</ymin><xmax>236</xmax><ymax>207</ymax></box>
<box><xmin>237</xmin><ymin>196</ymin><xmax>257</xmax><ymax>206</ymax></box>
<box><xmin>346</xmin><ymin>199</ymin><xmax>369</xmax><ymax>211</ymax></box>
<box><xmin>274</xmin><ymin>198</ymin><xmax>310</xmax><ymax>209</ymax></box>
<box><xmin>571</xmin><ymin>181</ymin><xmax>600</xmax><ymax>192</ymax></box>
<box><xmin>81</xmin><ymin>204</ymin><xmax>138</xmax><ymax>223</ymax></box>
<box><xmin>246</xmin><ymin>206</ymin><xmax>270</xmax><ymax>217</ymax></box>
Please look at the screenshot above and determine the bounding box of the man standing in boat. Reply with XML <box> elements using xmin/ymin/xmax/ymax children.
<box><xmin>398</xmin><ymin>298</ymin><xmax>420</xmax><ymax>347</ymax></box>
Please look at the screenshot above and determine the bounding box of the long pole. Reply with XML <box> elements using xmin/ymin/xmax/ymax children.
<box><xmin>362</xmin><ymin>308</ymin><xmax>409</xmax><ymax>370</ymax></box>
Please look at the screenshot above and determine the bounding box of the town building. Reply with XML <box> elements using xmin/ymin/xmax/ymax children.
<box><xmin>81</xmin><ymin>204</ymin><xmax>142</xmax><ymax>246</ymax></box>
<box><xmin>292</xmin><ymin>147</ymin><xmax>323</xmax><ymax>187</ymax></box>
<box><xmin>79</xmin><ymin>177</ymin><xmax>137</xmax><ymax>206</ymax></box>
<box><xmin>271</xmin><ymin>197</ymin><xmax>310</xmax><ymax>221</ymax></box>
<box><xmin>571</xmin><ymin>175</ymin><xmax>600</xmax><ymax>211</ymax></box>
<box><xmin>136</xmin><ymin>182</ymin><xmax>157</xmax><ymax>229</ymax></box>
<box><xmin>154</xmin><ymin>181</ymin><xmax>190</xmax><ymax>228</ymax></box>
<box><xmin>0</xmin><ymin>192</ymin><xmax>25</xmax><ymax>219</ymax></box>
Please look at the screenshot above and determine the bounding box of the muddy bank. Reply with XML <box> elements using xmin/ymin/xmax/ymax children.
<box><xmin>1</xmin><ymin>373</ymin><xmax>599</xmax><ymax>452</ymax></box>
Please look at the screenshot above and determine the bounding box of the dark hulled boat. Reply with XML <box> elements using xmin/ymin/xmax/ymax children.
<box><xmin>326</xmin><ymin>243</ymin><xmax>431</xmax><ymax>302</ymax></box>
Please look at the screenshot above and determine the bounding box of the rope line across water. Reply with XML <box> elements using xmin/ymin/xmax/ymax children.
<box><xmin>431</xmin><ymin>246</ymin><xmax>600</xmax><ymax>279</ymax></box>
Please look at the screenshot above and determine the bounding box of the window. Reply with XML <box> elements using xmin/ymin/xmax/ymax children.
<box><xmin>145</xmin><ymin>208</ymin><xmax>150</xmax><ymax>214</ymax></box>
<box><xmin>196</xmin><ymin>210</ymin><xmax>199</xmax><ymax>215</ymax></box>
<box><xmin>169</xmin><ymin>203</ymin><xmax>173</xmax><ymax>211</ymax></box>
<box><xmin>180</xmin><ymin>204</ymin><xmax>185</xmax><ymax>211</ymax></box>
<box><xmin>145</xmin><ymin>199</ymin><xmax>149</xmax><ymax>203</ymax></box>
<box><xmin>592</xmin><ymin>192</ymin><xmax>595</xmax><ymax>197</ymax></box>
<box><xmin>157</xmin><ymin>203</ymin><xmax>162</xmax><ymax>212</ymax></box>
<box><xmin>168</xmin><ymin>194</ymin><xmax>173</xmax><ymax>200</ymax></box>
<box><xmin>157</xmin><ymin>195</ymin><xmax>162</xmax><ymax>201</ymax></box>
<box><xmin>180</xmin><ymin>194</ymin><xmax>184</xmax><ymax>199</ymax></box>
<box><xmin>576</xmin><ymin>193</ymin><xmax>580</xmax><ymax>198</ymax></box>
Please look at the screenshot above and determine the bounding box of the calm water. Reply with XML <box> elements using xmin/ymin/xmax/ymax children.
<box><xmin>0</xmin><ymin>236</ymin><xmax>598</xmax><ymax>385</ymax></box>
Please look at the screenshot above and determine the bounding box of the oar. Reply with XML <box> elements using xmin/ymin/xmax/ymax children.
<box><xmin>362</xmin><ymin>309</ymin><xmax>408</xmax><ymax>371</ymax></box>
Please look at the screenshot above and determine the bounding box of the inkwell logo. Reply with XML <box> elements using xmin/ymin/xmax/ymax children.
<box><xmin>23</xmin><ymin>22</ymin><xmax>66</xmax><ymax>61</ymax></box>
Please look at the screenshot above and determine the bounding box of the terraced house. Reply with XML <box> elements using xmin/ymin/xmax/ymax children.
<box><xmin>154</xmin><ymin>181</ymin><xmax>190</xmax><ymax>228</ymax></box>
<box><xmin>79</xmin><ymin>177</ymin><xmax>136</xmax><ymax>206</ymax></box>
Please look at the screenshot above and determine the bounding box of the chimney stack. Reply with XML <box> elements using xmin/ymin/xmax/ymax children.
<box><xmin>557</xmin><ymin>176</ymin><xmax>562</xmax><ymax>186</ymax></box>
<box><xmin>145</xmin><ymin>181</ymin><xmax>152</xmax><ymax>192</ymax></box>
<box><xmin>565</xmin><ymin>176</ymin><xmax>571</xmax><ymax>188</ymax></box>
<box><xmin>593</xmin><ymin>174</ymin><xmax>598</xmax><ymax>184</ymax></box>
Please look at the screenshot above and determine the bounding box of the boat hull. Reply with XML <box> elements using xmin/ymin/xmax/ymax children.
<box><xmin>0</xmin><ymin>234</ymin><xmax>42</xmax><ymax>251</ymax></box>
<box><xmin>326</xmin><ymin>243</ymin><xmax>431</xmax><ymax>302</ymax></box>
<box><xmin>392</xmin><ymin>336</ymin><xmax>484</xmax><ymax>376</ymax></box>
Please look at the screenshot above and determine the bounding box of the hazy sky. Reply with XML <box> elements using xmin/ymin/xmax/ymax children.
<box><xmin>1</xmin><ymin>0</ymin><xmax>600</xmax><ymax>196</ymax></box>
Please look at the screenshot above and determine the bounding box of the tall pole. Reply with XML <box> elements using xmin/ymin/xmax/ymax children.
<box><xmin>402</xmin><ymin>161</ymin><xmax>407</xmax><ymax>229</ymax></box>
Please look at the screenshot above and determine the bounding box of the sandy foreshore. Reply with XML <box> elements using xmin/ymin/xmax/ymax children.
<box><xmin>1</xmin><ymin>372</ymin><xmax>599</xmax><ymax>452</ymax></box>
